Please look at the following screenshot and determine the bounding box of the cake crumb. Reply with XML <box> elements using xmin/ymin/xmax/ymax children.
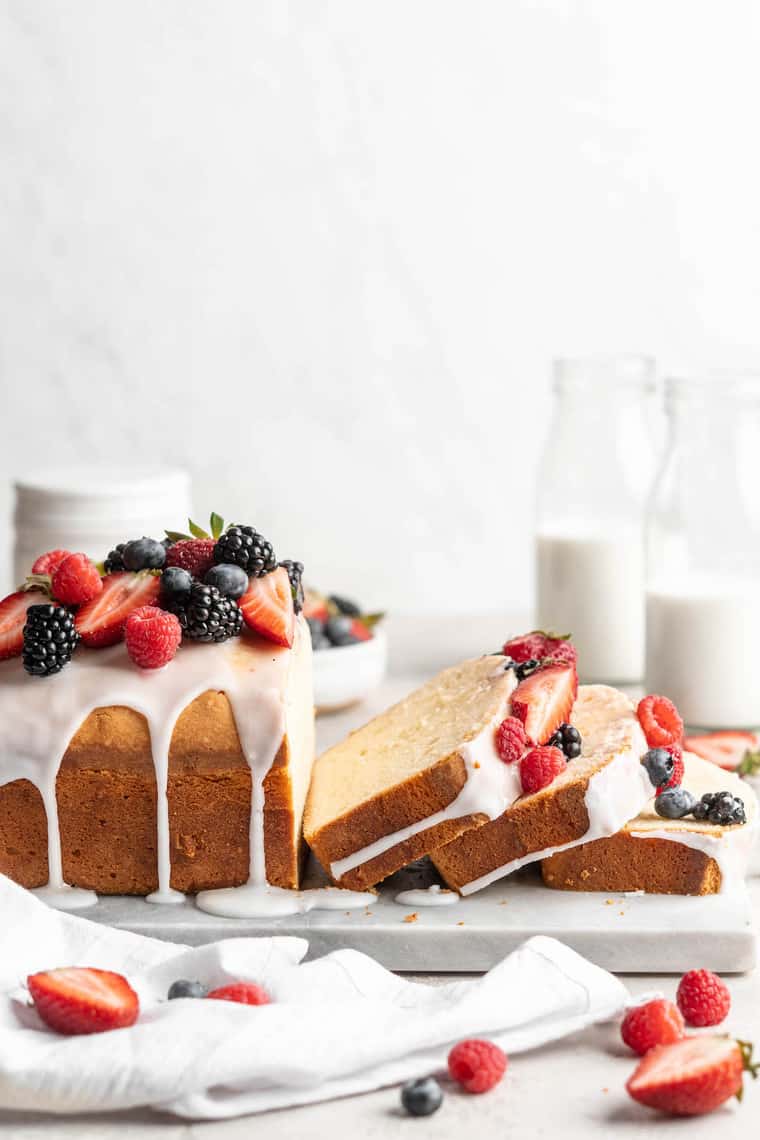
<box><xmin>580</xmin><ymin>869</ymin><xmax>590</xmax><ymax>880</ymax></box>
<box><xmin>499</xmin><ymin>899</ymin><xmax>508</xmax><ymax>906</ymax></box>
<box><xmin>619</xmin><ymin>911</ymin><xmax>625</xmax><ymax>916</ymax></box>
<box><xmin>473</xmin><ymin>760</ymin><xmax>481</xmax><ymax>769</ymax></box>
<box><xmin>604</xmin><ymin>899</ymin><xmax>614</xmax><ymax>905</ymax></box>
<box><xmin>365</xmin><ymin>909</ymin><xmax>373</xmax><ymax>917</ymax></box>
<box><xmin>602</xmin><ymin>1088</ymin><xmax>609</xmax><ymax>1094</ymax></box>
<box><xmin>456</xmin><ymin>921</ymin><xmax>465</xmax><ymax>927</ymax></box>
<box><xmin>403</xmin><ymin>912</ymin><xmax>418</xmax><ymax>924</ymax></box>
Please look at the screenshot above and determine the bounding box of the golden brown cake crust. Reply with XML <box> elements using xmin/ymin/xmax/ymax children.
<box><xmin>541</xmin><ymin>832</ymin><xmax>722</xmax><ymax>895</ymax></box>
<box><xmin>0</xmin><ymin>691</ymin><xmax>301</xmax><ymax>894</ymax></box>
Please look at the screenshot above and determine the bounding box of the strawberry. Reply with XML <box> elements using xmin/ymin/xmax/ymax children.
<box><xmin>239</xmin><ymin>566</ymin><xmax>295</xmax><ymax>647</ymax></box>
<box><xmin>303</xmin><ymin>590</ymin><xmax>329</xmax><ymax>622</ymax></box>
<box><xmin>349</xmin><ymin>618</ymin><xmax>372</xmax><ymax>642</ymax></box>
<box><xmin>684</xmin><ymin>731</ymin><xmax>760</xmax><ymax>773</ymax></box>
<box><xmin>75</xmin><ymin>572</ymin><xmax>161</xmax><ymax>648</ymax></box>
<box><xmin>125</xmin><ymin>606</ymin><xmax>182</xmax><ymax>669</ymax></box>
<box><xmin>626</xmin><ymin>1035</ymin><xmax>758</xmax><ymax>1117</ymax></box>
<box><xmin>31</xmin><ymin>549</ymin><xmax>71</xmax><ymax>575</ymax></box>
<box><xmin>164</xmin><ymin>539</ymin><xmax>216</xmax><ymax>579</ymax></box>
<box><xmin>511</xmin><ymin>663</ymin><xmax>578</xmax><ymax>744</ymax></box>
<box><xmin>206</xmin><ymin>982</ymin><xmax>271</xmax><ymax>1005</ymax></box>
<box><xmin>503</xmin><ymin>630</ymin><xmax>578</xmax><ymax>669</ymax></box>
<box><xmin>27</xmin><ymin>967</ymin><xmax>139</xmax><ymax>1035</ymax></box>
<box><xmin>0</xmin><ymin>591</ymin><xmax>43</xmax><ymax>661</ymax></box>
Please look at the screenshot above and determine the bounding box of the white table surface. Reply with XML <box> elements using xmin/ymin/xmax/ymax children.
<box><xmin>3</xmin><ymin>615</ymin><xmax>760</xmax><ymax>1138</ymax></box>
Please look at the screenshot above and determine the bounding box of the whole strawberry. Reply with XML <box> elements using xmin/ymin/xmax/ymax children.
<box><xmin>621</xmin><ymin>999</ymin><xmax>684</xmax><ymax>1056</ymax></box>
<box><xmin>676</xmin><ymin>969</ymin><xmax>731</xmax><ymax>1027</ymax></box>
<box><xmin>503</xmin><ymin>630</ymin><xmax>577</xmax><ymax>669</ymax></box>
<box><xmin>164</xmin><ymin>539</ymin><xmax>216</xmax><ymax>579</ymax></box>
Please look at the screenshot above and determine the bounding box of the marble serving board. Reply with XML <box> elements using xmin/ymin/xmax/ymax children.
<box><xmin>84</xmin><ymin>859</ymin><xmax>757</xmax><ymax>974</ymax></box>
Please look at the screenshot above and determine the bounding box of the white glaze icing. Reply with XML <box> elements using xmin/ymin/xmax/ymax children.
<box><xmin>394</xmin><ymin>883</ymin><xmax>458</xmax><ymax>907</ymax></box>
<box><xmin>329</xmin><ymin>670</ymin><xmax>520</xmax><ymax>881</ymax></box>
<box><xmin>195</xmin><ymin>884</ymin><xmax>374</xmax><ymax>918</ymax></box>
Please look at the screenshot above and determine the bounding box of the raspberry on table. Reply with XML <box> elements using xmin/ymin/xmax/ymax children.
<box><xmin>447</xmin><ymin>1038</ymin><xmax>508</xmax><ymax>1094</ymax></box>
<box><xmin>621</xmin><ymin>999</ymin><xmax>685</xmax><ymax>1056</ymax></box>
<box><xmin>637</xmin><ymin>694</ymin><xmax>684</xmax><ymax>749</ymax></box>
<box><xmin>676</xmin><ymin>969</ymin><xmax>731</xmax><ymax>1027</ymax></box>
<box><xmin>51</xmin><ymin>553</ymin><xmax>103</xmax><ymax>606</ymax></box>
<box><xmin>519</xmin><ymin>745</ymin><xmax>566</xmax><ymax>794</ymax></box>
<box><xmin>125</xmin><ymin>605</ymin><xmax>181</xmax><ymax>669</ymax></box>
<box><xmin>206</xmin><ymin>982</ymin><xmax>271</xmax><ymax>1005</ymax></box>
<box><xmin>494</xmin><ymin>715</ymin><xmax>527</xmax><ymax>764</ymax></box>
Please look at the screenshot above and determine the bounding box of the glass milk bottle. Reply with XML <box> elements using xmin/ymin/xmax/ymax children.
<box><xmin>646</xmin><ymin>376</ymin><xmax>760</xmax><ymax>727</ymax></box>
<box><xmin>536</xmin><ymin>356</ymin><xmax>657</xmax><ymax>683</ymax></box>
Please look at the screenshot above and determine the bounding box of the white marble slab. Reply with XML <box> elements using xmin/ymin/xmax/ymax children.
<box><xmin>83</xmin><ymin>859</ymin><xmax>757</xmax><ymax>974</ymax></box>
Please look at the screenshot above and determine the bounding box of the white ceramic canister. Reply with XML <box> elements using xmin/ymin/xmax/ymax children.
<box><xmin>12</xmin><ymin>466</ymin><xmax>192</xmax><ymax>586</ymax></box>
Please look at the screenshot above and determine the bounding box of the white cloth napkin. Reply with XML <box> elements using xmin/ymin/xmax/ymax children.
<box><xmin>0</xmin><ymin>875</ymin><xmax>628</xmax><ymax>1119</ymax></box>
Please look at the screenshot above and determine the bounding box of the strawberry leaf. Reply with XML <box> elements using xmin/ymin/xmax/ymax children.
<box><xmin>188</xmin><ymin>518</ymin><xmax>210</xmax><ymax>540</ymax></box>
<box><xmin>738</xmin><ymin>750</ymin><xmax>760</xmax><ymax>778</ymax></box>
<box><xmin>165</xmin><ymin>529</ymin><xmax>190</xmax><ymax>543</ymax></box>
<box><xmin>209</xmin><ymin>512</ymin><xmax>225</xmax><ymax>540</ymax></box>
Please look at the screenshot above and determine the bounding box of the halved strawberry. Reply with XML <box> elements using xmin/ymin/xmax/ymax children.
<box><xmin>240</xmin><ymin>566</ymin><xmax>295</xmax><ymax>647</ymax></box>
<box><xmin>75</xmin><ymin>572</ymin><xmax>161</xmax><ymax>648</ymax></box>
<box><xmin>684</xmin><ymin>731</ymin><xmax>760</xmax><ymax>772</ymax></box>
<box><xmin>511</xmin><ymin>664</ymin><xmax>578</xmax><ymax>745</ymax></box>
<box><xmin>626</xmin><ymin>1035</ymin><xmax>757</xmax><ymax>1117</ymax></box>
<box><xmin>27</xmin><ymin>967</ymin><xmax>139</xmax><ymax>1035</ymax></box>
<box><xmin>0</xmin><ymin>591</ymin><xmax>45</xmax><ymax>661</ymax></box>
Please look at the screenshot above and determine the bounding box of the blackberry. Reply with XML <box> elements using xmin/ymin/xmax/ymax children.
<box><xmin>693</xmin><ymin>791</ymin><xmax>746</xmax><ymax>826</ymax></box>
<box><xmin>213</xmin><ymin>525</ymin><xmax>276</xmax><ymax>577</ymax></box>
<box><xmin>171</xmin><ymin>581</ymin><xmax>242</xmax><ymax>643</ymax></box>
<box><xmin>548</xmin><ymin>722</ymin><xmax>583</xmax><ymax>760</ymax></box>
<box><xmin>22</xmin><ymin>604</ymin><xmax>79</xmax><ymax>677</ymax></box>
<box><xmin>104</xmin><ymin>543</ymin><xmax>126</xmax><ymax>572</ymax></box>
<box><xmin>280</xmin><ymin>560</ymin><xmax>305</xmax><ymax>613</ymax></box>
<box><xmin>328</xmin><ymin>593</ymin><xmax>361</xmax><ymax>617</ymax></box>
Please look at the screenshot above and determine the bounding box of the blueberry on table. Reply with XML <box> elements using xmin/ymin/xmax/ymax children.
<box><xmin>122</xmin><ymin>537</ymin><xmax>167</xmax><ymax>571</ymax></box>
<box><xmin>167</xmin><ymin>979</ymin><xmax>208</xmax><ymax>1000</ymax></box>
<box><xmin>641</xmin><ymin>748</ymin><xmax>675</xmax><ymax>789</ymax></box>
<box><xmin>204</xmin><ymin>563</ymin><xmax>249</xmax><ymax>600</ymax></box>
<box><xmin>400</xmin><ymin>1076</ymin><xmax>443</xmax><ymax>1117</ymax></box>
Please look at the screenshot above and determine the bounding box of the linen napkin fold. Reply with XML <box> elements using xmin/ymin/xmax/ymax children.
<box><xmin>0</xmin><ymin>875</ymin><xmax>628</xmax><ymax>1119</ymax></box>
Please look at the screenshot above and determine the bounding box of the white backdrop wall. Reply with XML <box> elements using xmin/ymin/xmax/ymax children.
<box><xmin>1</xmin><ymin>1</ymin><xmax>760</xmax><ymax>612</ymax></box>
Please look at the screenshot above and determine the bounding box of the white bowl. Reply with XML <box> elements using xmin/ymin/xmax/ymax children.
<box><xmin>313</xmin><ymin>628</ymin><xmax>388</xmax><ymax>714</ymax></box>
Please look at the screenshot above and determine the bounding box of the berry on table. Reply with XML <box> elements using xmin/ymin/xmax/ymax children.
<box><xmin>637</xmin><ymin>695</ymin><xmax>684</xmax><ymax>749</ymax></box>
<box><xmin>693</xmin><ymin>791</ymin><xmax>746</xmax><ymax>826</ymax></box>
<box><xmin>125</xmin><ymin>606</ymin><xmax>182</xmax><ymax>669</ymax></box>
<box><xmin>447</xmin><ymin>1038</ymin><xmax>508</xmax><ymax>1094</ymax></box>
<box><xmin>520</xmin><ymin>745</ymin><xmax>567</xmax><ymax>793</ymax></box>
<box><xmin>164</xmin><ymin>538</ymin><xmax>216</xmax><ymax>579</ymax></box>
<box><xmin>328</xmin><ymin>593</ymin><xmax>361</xmax><ymax>617</ymax></box>
<box><xmin>621</xmin><ymin>999</ymin><xmax>685</xmax><ymax>1056</ymax></box>
<box><xmin>626</xmin><ymin>1035</ymin><xmax>757</xmax><ymax>1116</ymax></box>
<box><xmin>213</xmin><ymin>525</ymin><xmax>276</xmax><ymax>577</ymax></box>
<box><xmin>239</xmin><ymin>567</ymin><xmax>295</xmax><ymax>647</ymax></box>
<box><xmin>206</xmin><ymin>982</ymin><xmax>271</xmax><ymax>1005</ymax></box>
<box><xmin>75</xmin><ymin>572</ymin><xmax>161</xmax><ymax>648</ymax></box>
<box><xmin>281</xmin><ymin>560</ymin><xmax>305</xmax><ymax>613</ymax></box>
<box><xmin>171</xmin><ymin>581</ymin><xmax>243</xmax><ymax>643</ymax></box>
<box><xmin>204</xmin><ymin>563</ymin><xmax>249</xmax><ymax>600</ymax></box>
<box><xmin>167</xmin><ymin>979</ymin><xmax>208</xmax><ymax>1000</ymax></box>
<box><xmin>27</xmin><ymin>967</ymin><xmax>139</xmax><ymax>1035</ymax></box>
<box><xmin>0</xmin><ymin>591</ymin><xmax>44</xmax><ymax>660</ymax></box>
<box><xmin>121</xmin><ymin>537</ymin><xmax>166</xmax><ymax>572</ymax></box>
<box><xmin>655</xmin><ymin>787</ymin><xmax>699</xmax><ymax>820</ymax></box>
<box><xmin>494</xmin><ymin>715</ymin><xmax>527</xmax><ymax>764</ymax></box>
<box><xmin>676</xmin><ymin>969</ymin><xmax>731</xmax><ymax>1027</ymax></box>
<box><xmin>159</xmin><ymin>566</ymin><xmax>193</xmax><ymax>605</ymax></box>
<box><xmin>22</xmin><ymin>605</ymin><xmax>79</xmax><ymax>676</ymax></box>
<box><xmin>502</xmin><ymin>630</ymin><xmax>578</xmax><ymax>669</ymax></box>
<box><xmin>400</xmin><ymin>1076</ymin><xmax>443</xmax><ymax>1116</ymax></box>
<box><xmin>31</xmin><ymin>549</ymin><xmax>71</xmax><ymax>575</ymax></box>
<box><xmin>548</xmin><ymin>722</ymin><xmax>582</xmax><ymax>759</ymax></box>
<box><xmin>51</xmin><ymin>553</ymin><xmax>103</xmax><ymax>606</ymax></box>
<box><xmin>641</xmin><ymin>748</ymin><xmax>675</xmax><ymax>789</ymax></box>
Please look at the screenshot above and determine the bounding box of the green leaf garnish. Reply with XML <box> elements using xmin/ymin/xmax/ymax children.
<box><xmin>165</xmin><ymin>529</ymin><xmax>190</xmax><ymax>543</ymax></box>
<box><xmin>188</xmin><ymin>518</ymin><xmax>210</xmax><ymax>540</ymax></box>
<box><xmin>738</xmin><ymin>750</ymin><xmax>760</xmax><ymax>778</ymax></box>
<box><xmin>210</xmin><ymin>512</ymin><xmax>225</xmax><ymax>540</ymax></box>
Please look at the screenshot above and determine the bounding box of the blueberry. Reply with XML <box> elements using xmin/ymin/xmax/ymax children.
<box><xmin>325</xmin><ymin>615</ymin><xmax>358</xmax><ymax>646</ymax></box>
<box><xmin>328</xmin><ymin>594</ymin><xmax>361</xmax><ymax>617</ymax></box>
<box><xmin>655</xmin><ymin>787</ymin><xmax>699</xmax><ymax>819</ymax></box>
<box><xmin>641</xmin><ymin>748</ymin><xmax>674</xmax><ymax>789</ymax></box>
<box><xmin>167</xmin><ymin>979</ymin><xmax>208</xmax><ymax>1000</ymax></box>
<box><xmin>400</xmin><ymin>1076</ymin><xmax>443</xmax><ymax>1117</ymax></box>
<box><xmin>204</xmin><ymin>563</ymin><xmax>249</xmax><ymax>600</ymax></box>
<box><xmin>160</xmin><ymin>566</ymin><xmax>193</xmax><ymax>603</ymax></box>
<box><xmin>122</xmin><ymin>537</ymin><xmax>166</xmax><ymax>571</ymax></box>
<box><xmin>306</xmin><ymin>616</ymin><xmax>325</xmax><ymax>638</ymax></box>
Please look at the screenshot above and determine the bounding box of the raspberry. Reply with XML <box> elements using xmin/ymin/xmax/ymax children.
<box><xmin>519</xmin><ymin>745</ymin><xmax>566</xmax><ymax>794</ymax></box>
<box><xmin>658</xmin><ymin>743</ymin><xmax>684</xmax><ymax>792</ymax></box>
<box><xmin>621</xmin><ymin>999</ymin><xmax>685</xmax><ymax>1056</ymax></box>
<box><xmin>51</xmin><ymin>553</ymin><xmax>103</xmax><ymax>606</ymax></box>
<box><xmin>31</xmin><ymin>549</ymin><xmax>71</xmax><ymax>576</ymax></box>
<box><xmin>637</xmin><ymin>695</ymin><xmax>684</xmax><ymax>749</ymax></box>
<box><xmin>676</xmin><ymin>969</ymin><xmax>731</xmax><ymax>1027</ymax></box>
<box><xmin>503</xmin><ymin>631</ymin><xmax>577</xmax><ymax>668</ymax></box>
<box><xmin>494</xmin><ymin>715</ymin><xmax>527</xmax><ymax>763</ymax></box>
<box><xmin>206</xmin><ymin>982</ymin><xmax>271</xmax><ymax>1005</ymax></box>
<box><xmin>164</xmin><ymin>539</ymin><xmax>216</xmax><ymax>579</ymax></box>
<box><xmin>447</xmin><ymin>1039</ymin><xmax>507</xmax><ymax>1094</ymax></box>
<box><xmin>125</xmin><ymin>606</ymin><xmax>181</xmax><ymax>669</ymax></box>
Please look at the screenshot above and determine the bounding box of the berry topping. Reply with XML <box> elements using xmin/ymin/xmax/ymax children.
<box><xmin>520</xmin><ymin>745</ymin><xmax>567</xmax><ymax>794</ymax></box>
<box><xmin>51</xmin><ymin>553</ymin><xmax>103</xmax><ymax>606</ymax></box>
<box><xmin>239</xmin><ymin>566</ymin><xmax>295</xmax><ymax>648</ymax></box>
<box><xmin>213</xmin><ymin>525</ymin><xmax>277</xmax><ymax>578</ymax></box>
<box><xmin>204</xmin><ymin>563</ymin><xmax>249</xmax><ymax>600</ymax></box>
<box><xmin>159</xmin><ymin>565</ymin><xmax>193</xmax><ymax>605</ymax></box>
<box><xmin>75</xmin><ymin>572</ymin><xmax>161</xmax><ymax>648</ymax></box>
<box><xmin>693</xmin><ymin>791</ymin><xmax>747</xmax><ymax>826</ymax></box>
<box><xmin>494</xmin><ymin>715</ymin><xmax>527</xmax><ymax>764</ymax></box>
<box><xmin>167</xmin><ymin>979</ymin><xmax>208</xmax><ymax>1000</ymax></box>
<box><xmin>547</xmin><ymin>722</ymin><xmax>582</xmax><ymax>759</ymax></box>
<box><xmin>164</xmin><ymin>538</ymin><xmax>216</xmax><ymax>579</ymax></box>
<box><xmin>328</xmin><ymin>593</ymin><xmax>361</xmax><ymax>617</ymax></box>
<box><xmin>637</xmin><ymin>695</ymin><xmax>684</xmax><ymax>750</ymax></box>
<box><xmin>655</xmin><ymin>787</ymin><xmax>699</xmax><ymax>819</ymax></box>
<box><xmin>324</xmin><ymin>614</ymin><xmax>370</xmax><ymax>646</ymax></box>
<box><xmin>502</xmin><ymin>630</ymin><xmax>578</xmax><ymax>669</ymax></box>
<box><xmin>621</xmin><ymin>999</ymin><xmax>685</xmax><ymax>1056</ymax></box>
<box><xmin>121</xmin><ymin>537</ymin><xmax>166</xmax><ymax>572</ymax></box>
<box><xmin>125</xmin><ymin>606</ymin><xmax>181</xmax><ymax>669</ymax></box>
<box><xmin>170</xmin><ymin>581</ymin><xmax>242</xmax><ymax>643</ymax></box>
<box><xmin>658</xmin><ymin>743</ymin><xmax>684</xmax><ymax>792</ymax></box>
<box><xmin>0</xmin><ymin>591</ymin><xmax>43</xmax><ymax>661</ymax></box>
<box><xmin>206</xmin><ymin>982</ymin><xmax>271</xmax><ymax>1005</ymax></box>
<box><xmin>511</xmin><ymin>663</ymin><xmax>578</xmax><ymax>744</ymax></box>
<box><xmin>641</xmin><ymin>747</ymin><xmax>675</xmax><ymax>789</ymax></box>
<box><xmin>626</xmin><ymin>1035</ymin><xmax>757</xmax><ymax>1116</ymax></box>
<box><xmin>31</xmin><ymin>549</ymin><xmax>71</xmax><ymax>575</ymax></box>
<box><xmin>684</xmin><ymin>730</ymin><xmax>760</xmax><ymax>774</ymax></box>
<box><xmin>676</xmin><ymin>970</ymin><xmax>731</xmax><ymax>1027</ymax></box>
<box><xmin>306</xmin><ymin>616</ymin><xmax>330</xmax><ymax>649</ymax></box>
<box><xmin>103</xmin><ymin>543</ymin><xmax>127</xmax><ymax>573</ymax></box>
<box><xmin>303</xmin><ymin>590</ymin><xmax>329</xmax><ymax>622</ymax></box>
<box><xmin>22</xmin><ymin>605</ymin><xmax>79</xmax><ymax>677</ymax></box>
<box><xmin>27</xmin><ymin>967</ymin><xmax>139</xmax><ymax>1035</ymax></box>
<box><xmin>281</xmin><ymin>560</ymin><xmax>305</xmax><ymax>614</ymax></box>
<box><xmin>401</xmin><ymin>1077</ymin><xmax>443</xmax><ymax>1117</ymax></box>
<box><xmin>447</xmin><ymin>1039</ymin><xmax>508</xmax><ymax>1094</ymax></box>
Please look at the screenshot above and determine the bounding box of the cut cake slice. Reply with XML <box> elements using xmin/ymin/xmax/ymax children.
<box><xmin>431</xmin><ymin>684</ymin><xmax>653</xmax><ymax>894</ymax></box>
<box><xmin>542</xmin><ymin>751</ymin><xmax>758</xmax><ymax>895</ymax></box>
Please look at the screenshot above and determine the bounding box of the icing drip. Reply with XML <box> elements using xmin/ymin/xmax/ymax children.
<box><xmin>394</xmin><ymin>884</ymin><xmax>459</xmax><ymax>907</ymax></box>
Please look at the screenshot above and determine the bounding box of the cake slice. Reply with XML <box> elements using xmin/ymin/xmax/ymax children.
<box><xmin>304</xmin><ymin>655</ymin><xmax>526</xmax><ymax>891</ymax></box>
<box><xmin>431</xmin><ymin>684</ymin><xmax>653</xmax><ymax>894</ymax></box>
<box><xmin>542</xmin><ymin>752</ymin><xmax>758</xmax><ymax>895</ymax></box>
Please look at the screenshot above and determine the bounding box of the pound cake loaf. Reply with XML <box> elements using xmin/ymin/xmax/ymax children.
<box><xmin>0</xmin><ymin>517</ymin><xmax>314</xmax><ymax>906</ymax></box>
<box><xmin>542</xmin><ymin>751</ymin><xmax>758</xmax><ymax>895</ymax></box>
